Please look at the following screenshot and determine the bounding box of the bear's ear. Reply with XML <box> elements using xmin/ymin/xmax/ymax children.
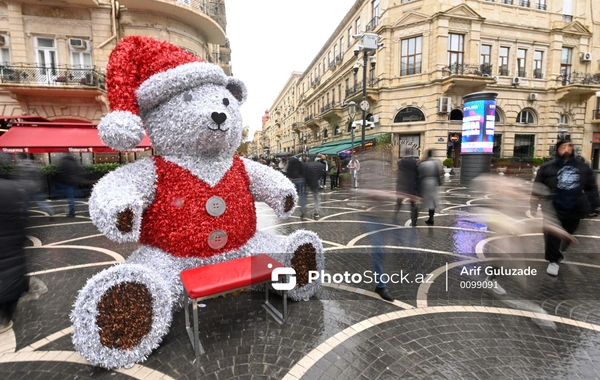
<box><xmin>226</xmin><ymin>77</ymin><xmax>247</xmax><ymax>105</ymax></box>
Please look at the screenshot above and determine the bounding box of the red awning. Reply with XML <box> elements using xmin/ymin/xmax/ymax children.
<box><xmin>0</xmin><ymin>126</ymin><xmax>152</xmax><ymax>153</ymax></box>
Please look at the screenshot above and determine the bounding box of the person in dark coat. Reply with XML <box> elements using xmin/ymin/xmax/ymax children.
<box><xmin>417</xmin><ymin>150</ymin><xmax>442</xmax><ymax>225</ymax></box>
<box><xmin>0</xmin><ymin>178</ymin><xmax>28</xmax><ymax>333</ymax></box>
<box><xmin>303</xmin><ymin>160</ymin><xmax>326</xmax><ymax>218</ymax></box>
<box><xmin>286</xmin><ymin>156</ymin><xmax>307</xmax><ymax>220</ymax></box>
<box><xmin>56</xmin><ymin>154</ymin><xmax>83</xmax><ymax>217</ymax></box>
<box><xmin>532</xmin><ymin>138</ymin><xmax>600</xmax><ymax>276</ymax></box>
<box><xmin>395</xmin><ymin>156</ymin><xmax>419</xmax><ymax>226</ymax></box>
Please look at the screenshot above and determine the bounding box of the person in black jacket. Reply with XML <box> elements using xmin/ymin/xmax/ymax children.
<box><xmin>395</xmin><ymin>156</ymin><xmax>420</xmax><ymax>226</ymax></box>
<box><xmin>0</xmin><ymin>178</ymin><xmax>28</xmax><ymax>333</ymax></box>
<box><xmin>56</xmin><ymin>154</ymin><xmax>83</xmax><ymax>217</ymax></box>
<box><xmin>532</xmin><ymin>138</ymin><xmax>600</xmax><ymax>276</ymax></box>
<box><xmin>286</xmin><ymin>156</ymin><xmax>307</xmax><ymax>220</ymax></box>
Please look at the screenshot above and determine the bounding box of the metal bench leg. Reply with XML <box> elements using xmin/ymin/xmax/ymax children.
<box><xmin>262</xmin><ymin>281</ymin><xmax>287</xmax><ymax>324</ymax></box>
<box><xmin>184</xmin><ymin>295</ymin><xmax>205</xmax><ymax>357</ymax></box>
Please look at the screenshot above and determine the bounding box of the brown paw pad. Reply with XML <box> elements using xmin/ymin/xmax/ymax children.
<box><xmin>97</xmin><ymin>282</ymin><xmax>153</xmax><ymax>349</ymax></box>
<box><xmin>117</xmin><ymin>208</ymin><xmax>134</xmax><ymax>233</ymax></box>
<box><xmin>291</xmin><ymin>243</ymin><xmax>317</xmax><ymax>288</ymax></box>
<box><xmin>284</xmin><ymin>194</ymin><xmax>294</xmax><ymax>213</ymax></box>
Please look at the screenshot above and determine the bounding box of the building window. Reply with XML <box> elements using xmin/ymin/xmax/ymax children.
<box><xmin>480</xmin><ymin>44</ymin><xmax>492</xmax><ymax>74</ymax></box>
<box><xmin>516</xmin><ymin>109</ymin><xmax>535</xmax><ymax>124</ymax></box>
<box><xmin>338</xmin><ymin>84</ymin><xmax>342</xmax><ymax>104</ymax></box>
<box><xmin>36</xmin><ymin>37</ymin><xmax>58</xmax><ymax>80</ymax></box>
<box><xmin>493</xmin><ymin>134</ymin><xmax>502</xmax><ymax>157</ymax></box>
<box><xmin>561</xmin><ymin>47</ymin><xmax>573</xmax><ymax>83</ymax></box>
<box><xmin>513</xmin><ymin>134</ymin><xmax>535</xmax><ymax>157</ymax></box>
<box><xmin>519</xmin><ymin>0</ymin><xmax>530</xmax><ymax>7</ymax></box>
<box><xmin>400</xmin><ymin>36</ymin><xmax>422</xmax><ymax>76</ymax></box>
<box><xmin>318</xmin><ymin>63</ymin><xmax>322</xmax><ymax>76</ymax></box>
<box><xmin>502</xmin><ymin>0</ymin><xmax>513</xmax><ymax>4</ymax></box>
<box><xmin>394</xmin><ymin>107</ymin><xmax>425</xmax><ymax>123</ymax></box>
<box><xmin>450</xmin><ymin>109</ymin><xmax>463</xmax><ymax>121</ymax></box>
<box><xmin>563</xmin><ymin>0</ymin><xmax>573</xmax><ymax>22</ymax></box>
<box><xmin>559</xmin><ymin>114</ymin><xmax>569</xmax><ymax>125</ymax></box>
<box><xmin>498</xmin><ymin>47</ymin><xmax>510</xmax><ymax>76</ymax></box>
<box><xmin>517</xmin><ymin>48</ymin><xmax>527</xmax><ymax>77</ymax></box>
<box><xmin>348</xmin><ymin>27</ymin><xmax>352</xmax><ymax>48</ymax></box>
<box><xmin>340</xmin><ymin>37</ymin><xmax>344</xmax><ymax>54</ymax></box>
<box><xmin>0</xmin><ymin>35</ymin><xmax>10</xmax><ymax>65</ymax></box>
<box><xmin>536</xmin><ymin>0</ymin><xmax>547</xmax><ymax>10</ymax></box>
<box><xmin>333</xmin><ymin>45</ymin><xmax>338</xmax><ymax>61</ymax></box>
<box><xmin>447</xmin><ymin>33</ymin><xmax>464</xmax><ymax>73</ymax></box>
<box><xmin>372</xmin><ymin>0</ymin><xmax>380</xmax><ymax>18</ymax></box>
<box><xmin>533</xmin><ymin>51</ymin><xmax>543</xmax><ymax>78</ymax></box>
<box><xmin>355</xmin><ymin>17</ymin><xmax>361</xmax><ymax>34</ymax></box>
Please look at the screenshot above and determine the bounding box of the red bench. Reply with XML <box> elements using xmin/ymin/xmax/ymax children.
<box><xmin>180</xmin><ymin>254</ymin><xmax>288</xmax><ymax>357</ymax></box>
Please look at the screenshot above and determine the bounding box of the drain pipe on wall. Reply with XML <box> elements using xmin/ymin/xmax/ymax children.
<box><xmin>98</xmin><ymin>0</ymin><xmax>118</xmax><ymax>49</ymax></box>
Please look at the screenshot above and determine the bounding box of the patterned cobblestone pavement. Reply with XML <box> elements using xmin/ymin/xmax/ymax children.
<box><xmin>1</xmin><ymin>174</ymin><xmax>600</xmax><ymax>379</ymax></box>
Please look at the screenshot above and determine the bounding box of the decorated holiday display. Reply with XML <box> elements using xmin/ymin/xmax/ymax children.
<box><xmin>70</xmin><ymin>35</ymin><xmax>324</xmax><ymax>369</ymax></box>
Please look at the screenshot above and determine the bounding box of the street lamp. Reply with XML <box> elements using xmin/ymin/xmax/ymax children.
<box><xmin>558</xmin><ymin>127</ymin><xmax>568</xmax><ymax>140</ymax></box>
<box><xmin>352</xmin><ymin>33</ymin><xmax>380</xmax><ymax>155</ymax></box>
<box><xmin>347</xmin><ymin>101</ymin><xmax>357</xmax><ymax>161</ymax></box>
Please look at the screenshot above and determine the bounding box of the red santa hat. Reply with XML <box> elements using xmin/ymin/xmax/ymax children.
<box><xmin>98</xmin><ymin>35</ymin><xmax>229</xmax><ymax>150</ymax></box>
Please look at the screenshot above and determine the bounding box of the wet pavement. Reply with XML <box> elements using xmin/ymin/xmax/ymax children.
<box><xmin>1</xmin><ymin>173</ymin><xmax>600</xmax><ymax>379</ymax></box>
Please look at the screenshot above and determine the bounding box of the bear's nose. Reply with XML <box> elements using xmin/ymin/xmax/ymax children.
<box><xmin>211</xmin><ymin>112</ymin><xmax>227</xmax><ymax>126</ymax></box>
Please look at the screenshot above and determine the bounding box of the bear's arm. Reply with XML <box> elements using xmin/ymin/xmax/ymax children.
<box><xmin>89</xmin><ymin>157</ymin><xmax>157</xmax><ymax>242</ymax></box>
<box><xmin>241</xmin><ymin>157</ymin><xmax>297</xmax><ymax>219</ymax></box>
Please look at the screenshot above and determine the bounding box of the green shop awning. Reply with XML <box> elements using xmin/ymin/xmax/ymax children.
<box><xmin>308</xmin><ymin>134</ymin><xmax>383</xmax><ymax>156</ymax></box>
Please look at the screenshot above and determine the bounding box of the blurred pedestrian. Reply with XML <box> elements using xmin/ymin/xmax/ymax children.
<box><xmin>396</xmin><ymin>156</ymin><xmax>419</xmax><ymax>226</ymax></box>
<box><xmin>304</xmin><ymin>160</ymin><xmax>325</xmax><ymax>218</ymax></box>
<box><xmin>355</xmin><ymin>151</ymin><xmax>396</xmax><ymax>302</ymax></box>
<box><xmin>418</xmin><ymin>150</ymin><xmax>442</xmax><ymax>225</ymax></box>
<box><xmin>329</xmin><ymin>157</ymin><xmax>339</xmax><ymax>190</ymax></box>
<box><xmin>532</xmin><ymin>138</ymin><xmax>600</xmax><ymax>276</ymax></box>
<box><xmin>14</xmin><ymin>153</ymin><xmax>54</xmax><ymax>219</ymax></box>
<box><xmin>0</xmin><ymin>178</ymin><xmax>28</xmax><ymax>333</ymax></box>
<box><xmin>347</xmin><ymin>157</ymin><xmax>360</xmax><ymax>188</ymax></box>
<box><xmin>286</xmin><ymin>156</ymin><xmax>307</xmax><ymax>220</ymax></box>
<box><xmin>56</xmin><ymin>154</ymin><xmax>82</xmax><ymax>217</ymax></box>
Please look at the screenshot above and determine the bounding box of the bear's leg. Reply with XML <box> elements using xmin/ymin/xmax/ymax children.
<box><xmin>246</xmin><ymin>230</ymin><xmax>324</xmax><ymax>301</ymax></box>
<box><xmin>71</xmin><ymin>246</ymin><xmax>181</xmax><ymax>369</ymax></box>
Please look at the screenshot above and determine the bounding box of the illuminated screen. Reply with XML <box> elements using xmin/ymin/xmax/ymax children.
<box><xmin>461</xmin><ymin>99</ymin><xmax>496</xmax><ymax>154</ymax></box>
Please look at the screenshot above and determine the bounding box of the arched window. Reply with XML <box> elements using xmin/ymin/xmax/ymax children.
<box><xmin>323</xmin><ymin>128</ymin><xmax>329</xmax><ymax>138</ymax></box>
<box><xmin>394</xmin><ymin>107</ymin><xmax>425</xmax><ymax>123</ymax></box>
<box><xmin>494</xmin><ymin>107</ymin><xmax>504</xmax><ymax>123</ymax></box>
<box><xmin>516</xmin><ymin>109</ymin><xmax>536</xmax><ymax>124</ymax></box>
<box><xmin>559</xmin><ymin>114</ymin><xmax>569</xmax><ymax>125</ymax></box>
<box><xmin>450</xmin><ymin>109</ymin><xmax>463</xmax><ymax>121</ymax></box>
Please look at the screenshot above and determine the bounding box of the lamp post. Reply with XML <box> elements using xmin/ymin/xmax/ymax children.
<box><xmin>347</xmin><ymin>101</ymin><xmax>357</xmax><ymax>162</ymax></box>
<box><xmin>353</xmin><ymin>32</ymin><xmax>380</xmax><ymax>155</ymax></box>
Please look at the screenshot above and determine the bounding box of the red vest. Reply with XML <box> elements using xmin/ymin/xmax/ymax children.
<box><xmin>139</xmin><ymin>156</ymin><xmax>257</xmax><ymax>258</ymax></box>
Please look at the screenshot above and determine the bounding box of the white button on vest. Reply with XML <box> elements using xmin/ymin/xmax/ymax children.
<box><xmin>207</xmin><ymin>230</ymin><xmax>228</xmax><ymax>249</ymax></box>
<box><xmin>206</xmin><ymin>196</ymin><xmax>226</xmax><ymax>217</ymax></box>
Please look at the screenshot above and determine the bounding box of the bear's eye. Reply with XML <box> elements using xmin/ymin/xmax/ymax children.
<box><xmin>222</xmin><ymin>98</ymin><xmax>230</xmax><ymax>106</ymax></box>
<box><xmin>183</xmin><ymin>93</ymin><xmax>192</xmax><ymax>102</ymax></box>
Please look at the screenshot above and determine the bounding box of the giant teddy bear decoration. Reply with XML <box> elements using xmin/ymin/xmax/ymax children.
<box><xmin>71</xmin><ymin>36</ymin><xmax>324</xmax><ymax>369</ymax></box>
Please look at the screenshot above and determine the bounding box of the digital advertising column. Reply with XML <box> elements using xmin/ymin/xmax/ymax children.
<box><xmin>460</xmin><ymin>91</ymin><xmax>498</xmax><ymax>185</ymax></box>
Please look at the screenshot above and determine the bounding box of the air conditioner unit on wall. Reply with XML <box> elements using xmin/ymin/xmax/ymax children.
<box><xmin>69</xmin><ymin>38</ymin><xmax>87</xmax><ymax>50</ymax></box>
<box><xmin>372</xmin><ymin>114</ymin><xmax>380</xmax><ymax>124</ymax></box>
<box><xmin>438</xmin><ymin>97</ymin><xmax>452</xmax><ymax>113</ymax></box>
<box><xmin>511</xmin><ymin>77</ymin><xmax>521</xmax><ymax>85</ymax></box>
<box><xmin>528</xmin><ymin>93</ymin><xmax>538</xmax><ymax>101</ymax></box>
<box><xmin>580</xmin><ymin>52</ymin><xmax>592</xmax><ymax>62</ymax></box>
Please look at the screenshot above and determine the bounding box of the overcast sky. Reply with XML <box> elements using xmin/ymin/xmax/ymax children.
<box><xmin>225</xmin><ymin>0</ymin><xmax>357</xmax><ymax>140</ymax></box>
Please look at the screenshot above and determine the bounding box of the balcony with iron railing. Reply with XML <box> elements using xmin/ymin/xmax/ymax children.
<box><xmin>555</xmin><ymin>72</ymin><xmax>600</xmax><ymax>101</ymax></box>
<box><xmin>344</xmin><ymin>77</ymin><xmax>379</xmax><ymax>98</ymax></box>
<box><xmin>441</xmin><ymin>64</ymin><xmax>496</xmax><ymax>92</ymax></box>
<box><xmin>0</xmin><ymin>65</ymin><xmax>106</xmax><ymax>93</ymax></box>
<box><xmin>498</xmin><ymin>68</ymin><xmax>510</xmax><ymax>76</ymax></box>
<box><xmin>533</xmin><ymin>69</ymin><xmax>543</xmax><ymax>79</ymax></box>
<box><xmin>118</xmin><ymin>0</ymin><xmax>227</xmax><ymax>44</ymax></box>
<box><xmin>400</xmin><ymin>63</ymin><xmax>423</xmax><ymax>76</ymax></box>
<box><xmin>517</xmin><ymin>70</ymin><xmax>527</xmax><ymax>78</ymax></box>
<box><xmin>365</xmin><ymin>16</ymin><xmax>380</xmax><ymax>32</ymax></box>
<box><xmin>519</xmin><ymin>0</ymin><xmax>530</xmax><ymax>7</ymax></box>
<box><xmin>501</xmin><ymin>0</ymin><xmax>513</xmax><ymax>4</ymax></box>
<box><xmin>535</xmin><ymin>2</ymin><xmax>547</xmax><ymax>10</ymax></box>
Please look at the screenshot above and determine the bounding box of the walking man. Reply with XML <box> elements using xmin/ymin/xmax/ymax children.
<box><xmin>532</xmin><ymin>138</ymin><xmax>600</xmax><ymax>276</ymax></box>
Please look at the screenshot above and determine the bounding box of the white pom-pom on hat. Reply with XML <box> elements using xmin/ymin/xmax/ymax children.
<box><xmin>98</xmin><ymin>110</ymin><xmax>145</xmax><ymax>151</ymax></box>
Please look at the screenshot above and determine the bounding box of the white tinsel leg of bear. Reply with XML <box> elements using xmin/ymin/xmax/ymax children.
<box><xmin>71</xmin><ymin>246</ymin><xmax>180</xmax><ymax>369</ymax></box>
<box><xmin>245</xmin><ymin>230</ymin><xmax>324</xmax><ymax>301</ymax></box>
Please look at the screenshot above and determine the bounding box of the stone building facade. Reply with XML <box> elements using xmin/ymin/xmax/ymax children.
<box><xmin>0</xmin><ymin>0</ymin><xmax>229</xmax><ymax>123</ymax></box>
<box><xmin>261</xmin><ymin>0</ymin><xmax>600</xmax><ymax>169</ymax></box>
